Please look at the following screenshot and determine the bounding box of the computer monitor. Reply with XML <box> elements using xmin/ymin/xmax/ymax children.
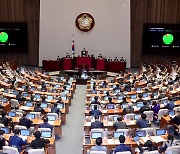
<box><xmin>66</xmin><ymin>85</ymin><xmax>71</xmax><ymax>89</ymax></box>
<box><xmin>133</xmin><ymin>136</ymin><xmax>140</xmax><ymax>142</ymax></box>
<box><xmin>134</xmin><ymin>114</ymin><xmax>141</xmax><ymax>120</ymax></box>
<box><xmin>113</xmin><ymin>116</ymin><xmax>118</xmax><ymax>121</ymax></box>
<box><xmin>113</xmin><ymin>132</ymin><xmax>124</xmax><ymax>138</ymax></box>
<box><xmin>169</xmin><ymin>110</ymin><xmax>175</xmax><ymax>116</ymax></box>
<box><xmin>122</xmin><ymin>104</ymin><xmax>127</xmax><ymax>109</ymax></box>
<box><xmin>153</xmin><ymin>92</ymin><xmax>158</xmax><ymax>96</ymax></box>
<box><xmin>4</xmin><ymin>89</ymin><xmax>8</xmax><ymax>93</ymax></box>
<box><xmin>91</xmin><ymin>97</ymin><xmax>95</xmax><ymax>101</ymax></box>
<box><xmin>136</xmin><ymin>87</ymin><xmax>141</xmax><ymax>91</ymax></box>
<box><xmin>103</xmin><ymin>90</ymin><xmax>107</xmax><ymax>94</ymax></box>
<box><xmin>41</xmin><ymin>103</ymin><xmax>48</xmax><ymax>108</ymax></box>
<box><xmin>52</xmin><ymin>89</ymin><xmax>57</xmax><ymax>93</ymax></box>
<box><xmin>1</xmin><ymin>98</ymin><xmax>8</xmax><ymax>103</ymax></box>
<box><xmin>47</xmin><ymin>115</ymin><xmax>56</xmax><ymax>121</ymax></box>
<box><xmin>21</xmin><ymin>129</ymin><xmax>30</xmax><ymax>136</ymax></box>
<box><xmin>107</xmin><ymin>104</ymin><xmax>115</xmax><ymax>110</ymax></box>
<box><xmin>91</xmin><ymin>132</ymin><xmax>102</xmax><ymax>139</ymax></box>
<box><xmin>137</xmin><ymin>102</ymin><xmax>144</xmax><ymax>108</ymax></box>
<box><xmin>41</xmin><ymin>131</ymin><xmax>52</xmax><ymax>138</ymax></box>
<box><xmin>1</xmin><ymin>127</ymin><xmax>10</xmax><ymax>134</ymax></box>
<box><xmin>8</xmin><ymin>111</ymin><xmax>16</xmax><ymax>117</ymax></box>
<box><xmin>104</xmin><ymin>96</ymin><xmax>109</xmax><ymax>101</ymax></box>
<box><xmin>118</xmin><ymin>96</ymin><xmax>123</xmax><ymax>100</ymax></box>
<box><xmin>163</xmin><ymin>99</ymin><xmax>168</xmax><ymax>105</ymax></box>
<box><xmin>61</xmin><ymin>96</ymin><xmax>67</xmax><ymax>100</ymax></box>
<box><xmin>22</xmin><ymin>85</ymin><xmax>26</xmax><ymax>89</ymax></box>
<box><xmin>13</xmin><ymin>91</ymin><xmax>18</xmax><ymax>95</ymax></box>
<box><xmin>60</xmin><ymin>77</ymin><xmax>64</xmax><ymax>80</ymax></box>
<box><xmin>69</xmin><ymin>77</ymin><xmax>74</xmax><ymax>80</ymax></box>
<box><xmin>34</xmin><ymin>94</ymin><xmax>40</xmax><ymax>99</ymax></box>
<box><xmin>47</xmin><ymin>95</ymin><xmax>53</xmax><ymax>100</ymax></box>
<box><xmin>143</xmin><ymin>93</ymin><xmax>148</xmax><ymax>98</ymax></box>
<box><xmin>57</xmin><ymin>103</ymin><xmax>64</xmax><ymax>109</ymax></box>
<box><xmin>22</xmin><ymin>93</ymin><xmax>28</xmax><ymax>97</ymax></box>
<box><xmin>156</xmin><ymin>129</ymin><xmax>166</xmax><ymax>136</ymax></box>
<box><xmin>64</xmin><ymin>90</ymin><xmax>69</xmax><ymax>94</ymax></box>
<box><xmin>45</xmin><ymin>83</ymin><xmax>50</xmax><ymax>87</ymax></box>
<box><xmin>55</xmin><ymin>84</ymin><xmax>60</xmax><ymax>88</ymax></box>
<box><xmin>113</xmin><ymin>85</ymin><xmax>117</xmax><ymax>88</ymax></box>
<box><xmin>26</xmin><ymin>113</ymin><xmax>35</xmax><ymax>119</ymax></box>
<box><xmin>26</xmin><ymin>101</ymin><xmax>33</xmax><ymax>107</ymax></box>
<box><xmin>31</xmin><ymin>87</ymin><xmax>35</xmax><ymax>91</ymax></box>
<box><xmin>135</xmin><ymin>130</ymin><xmax>146</xmax><ymax>137</ymax></box>
<box><xmin>131</xmin><ymin>95</ymin><xmax>137</xmax><ymax>99</ymax></box>
<box><xmin>114</xmin><ymin>89</ymin><xmax>120</xmax><ymax>93</ymax></box>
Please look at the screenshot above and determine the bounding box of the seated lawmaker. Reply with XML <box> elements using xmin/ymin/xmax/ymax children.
<box><xmin>91</xmin><ymin>96</ymin><xmax>100</xmax><ymax>105</ymax></box>
<box><xmin>165</xmin><ymin>97</ymin><xmax>175</xmax><ymax>110</ymax></box>
<box><xmin>9</xmin><ymin>129</ymin><xmax>27</xmax><ymax>152</ymax></box>
<box><xmin>89</xmin><ymin>105</ymin><xmax>102</xmax><ymax>117</ymax></box>
<box><xmin>152</xmin><ymin>101</ymin><xmax>160</xmax><ymax>120</ymax></box>
<box><xmin>39</xmin><ymin>117</ymin><xmax>53</xmax><ymax>131</ymax></box>
<box><xmin>30</xmin><ymin>131</ymin><xmax>50</xmax><ymax>149</ymax></box>
<box><xmin>51</xmin><ymin>103</ymin><xmax>60</xmax><ymax>116</ymax></box>
<box><xmin>19</xmin><ymin>112</ymin><xmax>32</xmax><ymax>129</ymax></box>
<box><xmin>123</xmin><ymin>102</ymin><xmax>134</xmax><ymax>114</ymax></box>
<box><xmin>139</xmin><ymin>101</ymin><xmax>150</xmax><ymax>114</ymax></box>
<box><xmin>136</xmin><ymin>114</ymin><xmax>149</xmax><ymax>128</ymax></box>
<box><xmin>34</xmin><ymin>102</ymin><xmax>45</xmax><ymax>114</ymax></box>
<box><xmin>90</xmin><ymin>115</ymin><xmax>104</xmax><ymax>130</ymax></box>
<box><xmin>114</xmin><ymin>135</ymin><xmax>132</xmax><ymax>153</ymax></box>
<box><xmin>89</xmin><ymin>137</ymin><xmax>107</xmax><ymax>153</ymax></box>
<box><xmin>113</xmin><ymin>117</ymin><xmax>127</xmax><ymax>130</ymax></box>
<box><xmin>0</xmin><ymin>110</ymin><xmax>9</xmax><ymax>127</ymax></box>
<box><xmin>91</xmin><ymin>86</ymin><xmax>97</xmax><ymax>94</ymax></box>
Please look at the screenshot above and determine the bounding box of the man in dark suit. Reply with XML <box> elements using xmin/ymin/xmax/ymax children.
<box><xmin>9</xmin><ymin>129</ymin><xmax>27</xmax><ymax>152</ymax></box>
<box><xmin>19</xmin><ymin>113</ymin><xmax>32</xmax><ymax>129</ymax></box>
<box><xmin>136</xmin><ymin>114</ymin><xmax>149</xmax><ymax>128</ymax></box>
<box><xmin>34</xmin><ymin>102</ymin><xmax>45</xmax><ymax>114</ymax></box>
<box><xmin>30</xmin><ymin>131</ymin><xmax>50</xmax><ymax>149</ymax></box>
<box><xmin>139</xmin><ymin>101</ymin><xmax>150</xmax><ymax>114</ymax></box>
<box><xmin>114</xmin><ymin>135</ymin><xmax>132</xmax><ymax>153</ymax></box>
<box><xmin>89</xmin><ymin>105</ymin><xmax>102</xmax><ymax>116</ymax></box>
<box><xmin>39</xmin><ymin>117</ymin><xmax>53</xmax><ymax>131</ymax></box>
<box><xmin>91</xmin><ymin>86</ymin><xmax>97</xmax><ymax>94</ymax></box>
<box><xmin>51</xmin><ymin>103</ymin><xmax>60</xmax><ymax>116</ymax></box>
<box><xmin>0</xmin><ymin>111</ymin><xmax>9</xmax><ymax>127</ymax></box>
<box><xmin>113</xmin><ymin>117</ymin><xmax>127</xmax><ymax>130</ymax></box>
<box><xmin>91</xmin><ymin>96</ymin><xmax>100</xmax><ymax>105</ymax></box>
<box><xmin>90</xmin><ymin>115</ymin><xmax>104</xmax><ymax>130</ymax></box>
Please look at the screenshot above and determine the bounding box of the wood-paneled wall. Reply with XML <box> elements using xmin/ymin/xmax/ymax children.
<box><xmin>0</xmin><ymin>0</ymin><xmax>40</xmax><ymax>66</ymax></box>
<box><xmin>131</xmin><ymin>0</ymin><xmax>180</xmax><ymax>67</ymax></box>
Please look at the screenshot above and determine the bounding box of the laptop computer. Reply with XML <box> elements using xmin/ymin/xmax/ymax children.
<box><xmin>113</xmin><ymin>116</ymin><xmax>118</xmax><ymax>121</ymax></box>
<box><xmin>4</xmin><ymin>89</ymin><xmax>8</xmax><ymax>93</ymax></box>
<box><xmin>41</xmin><ymin>103</ymin><xmax>48</xmax><ymax>108</ymax></box>
<box><xmin>41</xmin><ymin>131</ymin><xmax>52</xmax><ymax>138</ymax></box>
<box><xmin>26</xmin><ymin>101</ymin><xmax>33</xmax><ymax>107</ymax></box>
<box><xmin>133</xmin><ymin>136</ymin><xmax>140</xmax><ymax>142</ymax></box>
<box><xmin>143</xmin><ymin>93</ymin><xmax>148</xmax><ymax>98</ymax></box>
<box><xmin>104</xmin><ymin>96</ymin><xmax>109</xmax><ymax>101</ymax></box>
<box><xmin>47</xmin><ymin>115</ymin><xmax>56</xmax><ymax>121</ymax></box>
<box><xmin>55</xmin><ymin>84</ymin><xmax>60</xmax><ymax>88</ymax></box>
<box><xmin>57</xmin><ymin>103</ymin><xmax>64</xmax><ymax>109</ymax></box>
<box><xmin>47</xmin><ymin>95</ymin><xmax>53</xmax><ymax>100</ymax></box>
<box><xmin>135</xmin><ymin>130</ymin><xmax>146</xmax><ymax>137</ymax></box>
<box><xmin>22</xmin><ymin>93</ymin><xmax>28</xmax><ymax>97</ymax></box>
<box><xmin>21</xmin><ymin>129</ymin><xmax>30</xmax><ymax>136</ymax></box>
<box><xmin>137</xmin><ymin>102</ymin><xmax>144</xmax><ymax>108</ymax></box>
<box><xmin>117</xmin><ymin>96</ymin><xmax>123</xmax><ymax>100</ymax></box>
<box><xmin>1</xmin><ymin>127</ymin><xmax>10</xmax><ymax>134</ymax></box>
<box><xmin>156</xmin><ymin>129</ymin><xmax>166</xmax><ymax>136</ymax></box>
<box><xmin>136</xmin><ymin>87</ymin><xmax>141</xmax><ymax>91</ymax></box>
<box><xmin>26</xmin><ymin>113</ymin><xmax>35</xmax><ymax>119</ymax></box>
<box><xmin>113</xmin><ymin>132</ymin><xmax>124</xmax><ymax>138</ymax></box>
<box><xmin>122</xmin><ymin>104</ymin><xmax>127</xmax><ymax>109</ymax></box>
<box><xmin>1</xmin><ymin>98</ymin><xmax>8</xmax><ymax>103</ymax></box>
<box><xmin>13</xmin><ymin>91</ymin><xmax>18</xmax><ymax>95</ymax></box>
<box><xmin>134</xmin><ymin>114</ymin><xmax>141</xmax><ymax>120</ymax></box>
<box><xmin>66</xmin><ymin>85</ymin><xmax>71</xmax><ymax>89</ymax></box>
<box><xmin>8</xmin><ymin>111</ymin><xmax>16</xmax><ymax>117</ymax></box>
<box><xmin>114</xmin><ymin>89</ymin><xmax>120</xmax><ymax>93</ymax></box>
<box><xmin>107</xmin><ymin>104</ymin><xmax>115</xmax><ymax>110</ymax></box>
<box><xmin>61</xmin><ymin>96</ymin><xmax>67</xmax><ymax>100</ymax></box>
<box><xmin>31</xmin><ymin>87</ymin><xmax>36</xmax><ymax>91</ymax></box>
<box><xmin>45</xmin><ymin>83</ymin><xmax>50</xmax><ymax>87</ymax></box>
<box><xmin>131</xmin><ymin>95</ymin><xmax>137</xmax><ymax>99</ymax></box>
<box><xmin>91</xmin><ymin>132</ymin><xmax>102</xmax><ymax>139</ymax></box>
<box><xmin>34</xmin><ymin>94</ymin><xmax>40</xmax><ymax>99</ymax></box>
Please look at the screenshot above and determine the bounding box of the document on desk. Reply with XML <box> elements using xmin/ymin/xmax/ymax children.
<box><xmin>114</xmin><ymin>139</ymin><xmax>120</xmax><ymax>145</ymax></box>
<box><xmin>108</xmin><ymin>122</ymin><xmax>113</xmax><ymax>126</ymax></box>
<box><xmin>84</xmin><ymin>122</ymin><xmax>91</xmax><ymax>126</ymax></box>
<box><xmin>140</xmin><ymin>137</ymin><xmax>150</xmax><ymax>143</ymax></box>
<box><xmin>48</xmin><ymin>121</ymin><xmax>55</xmax><ymax>125</ymax></box>
<box><xmin>128</xmin><ymin>120</ymin><xmax>136</xmax><ymax>125</ymax></box>
<box><xmin>150</xmin><ymin>136</ymin><xmax>166</xmax><ymax>143</ymax></box>
<box><xmin>107</xmin><ymin>139</ymin><xmax>114</xmax><ymax>145</ymax></box>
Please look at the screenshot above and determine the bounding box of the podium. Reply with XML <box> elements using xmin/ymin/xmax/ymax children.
<box><xmin>63</xmin><ymin>58</ymin><xmax>72</xmax><ymax>70</ymax></box>
<box><xmin>107</xmin><ymin>61</ymin><xmax>126</xmax><ymax>72</ymax></box>
<box><xmin>96</xmin><ymin>58</ymin><xmax>106</xmax><ymax>71</ymax></box>
<box><xmin>75</xmin><ymin>57</ymin><xmax>93</xmax><ymax>70</ymax></box>
<box><xmin>42</xmin><ymin>60</ymin><xmax>60</xmax><ymax>71</ymax></box>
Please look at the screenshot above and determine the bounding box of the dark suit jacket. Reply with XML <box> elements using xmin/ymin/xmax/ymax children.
<box><xmin>34</xmin><ymin>106</ymin><xmax>45</xmax><ymax>113</ymax></box>
<box><xmin>51</xmin><ymin>107</ymin><xmax>60</xmax><ymax>115</ymax></box>
<box><xmin>114</xmin><ymin>144</ymin><xmax>132</xmax><ymax>153</ymax></box>
<box><xmin>30</xmin><ymin>138</ymin><xmax>50</xmax><ymax>149</ymax></box>
<box><xmin>0</xmin><ymin>117</ymin><xmax>9</xmax><ymax>127</ymax></box>
<box><xmin>9</xmin><ymin>135</ymin><xmax>27</xmax><ymax>152</ymax></box>
<box><xmin>91</xmin><ymin>101</ymin><xmax>100</xmax><ymax>105</ymax></box>
<box><xmin>136</xmin><ymin>119</ymin><xmax>149</xmax><ymax>128</ymax></box>
<box><xmin>113</xmin><ymin>121</ymin><xmax>127</xmax><ymax>130</ymax></box>
<box><xmin>39</xmin><ymin>122</ymin><xmax>53</xmax><ymax>131</ymax></box>
<box><xmin>89</xmin><ymin>109</ymin><xmax>102</xmax><ymax>116</ymax></box>
<box><xmin>19</xmin><ymin>117</ymin><xmax>32</xmax><ymax>129</ymax></box>
<box><xmin>90</xmin><ymin>121</ymin><xmax>104</xmax><ymax>130</ymax></box>
<box><xmin>139</xmin><ymin>105</ymin><xmax>150</xmax><ymax>114</ymax></box>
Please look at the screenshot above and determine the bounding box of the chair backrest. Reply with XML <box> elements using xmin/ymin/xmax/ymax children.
<box><xmin>142</xmin><ymin>127</ymin><xmax>154</xmax><ymax>136</ymax></box>
<box><xmin>125</xmin><ymin>113</ymin><xmax>135</xmax><ymax>120</ymax></box>
<box><xmin>47</xmin><ymin>113</ymin><xmax>58</xmax><ymax>120</ymax></box>
<box><xmin>158</xmin><ymin>109</ymin><xmax>169</xmax><ymax>120</ymax></box>
<box><xmin>16</xmin><ymin>112</ymin><xmax>23</xmax><ymax>118</ymax></box>
<box><xmin>10</xmin><ymin>99</ymin><xmax>19</xmax><ymax>108</ymax></box>
<box><xmin>144</xmin><ymin>150</ymin><xmax>160</xmax><ymax>154</ymax></box>
<box><xmin>3</xmin><ymin>146</ymin><xmax>19</xmax><ymax>154</ymax></box>
<box><xmin>28</xmin><ymin>148</ymin><xmax>45</xmax><ymax>154</ymax></box>
<box><xmin>143</xmin><ymin>111</ymin><xmax>154</xmax><ymax>121</ymax></box>
<box><xmin>30</xmin><ymin>112</ymin><xmax>41</xmax><ymax>119</ymax></box>
<box><xmin>173</xmin><ymin>106</ymin><xmax>180</xmax><ymax>114</ymax></box>
<box><xmin>165</xmin><ymin>145</ymin><xmax>180</xmax><ymax>154</ymax></box>
<box><xmin>91</xmin><ymin>128</ymin><xmax>104</xmax><ymax>133</ymax></box>
<box><xmin>14</xmin><ymin>125</ymin><xmax>27</xmax><ymax>130</ymax></box>
<box><xmin>0</xmin><ymin>123</ymin><xmax>5</xmax><ymax>127</ymax></box>
<box><xmin>116</xmin><ymin>152</ymin><xmax>131</xmax><ymax>154</ymax></box>
<box><xmin>116</xmin><ymin>129</ymin><xmax>129</xmax><ymax>136</ymax></box>
<box><xmin>90</xmin><ymin>151</ymin><xmax>106</xmax><ymax>154</ymax></box>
